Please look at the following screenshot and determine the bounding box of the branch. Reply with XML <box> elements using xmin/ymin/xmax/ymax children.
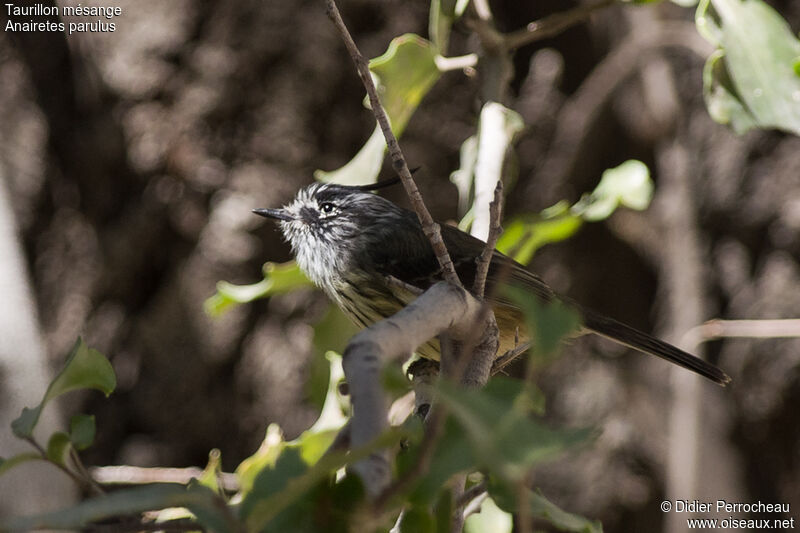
<box><xmin>491</xmin><ymin>342</ymin><xmax>531</xmax><ymax>374</ymax></box>
<box><xmin>90</xmin><ymin>465</ymin><xmax>239</xmax><ymax>493</ymax></box>
<box><xmin>342</xmin><ymin>282</ymin><xmax>486</xmax><ymax>496</ymax></box>
<box><xmin>505</xmin><ymin>0</ymin><xmax>617</xmax><ymax>50</ymax></box>
<box><xmin>684</xmin><ymin>319</ymin><xmax>800</xmax><ymax>348</ymax></box>
<box><xmin>324</xmin><ymin>0</ymin><xmax>462</xmax><ymax>287</ymax></box>
<box><xmin>472</xmin><ymin>181</ymin><xmax>504</xmax><ymax>299</ymax></box>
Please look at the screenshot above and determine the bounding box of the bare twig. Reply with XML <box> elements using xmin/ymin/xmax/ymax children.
<box><xmin>450</xmin><ymin>473</ymin><xmax>468</xmax><ymax>533</ymax></box>
<box><xmin>69</xmin><ymin>447</ymin><xmax>106</xmax><ymax>496</ymax></box>
<box><xmin>473</xmin><ymin>180</ymin><xmax>504</xmax><ymax>299</ymax></box>
<box><xmin>491</xmin><ymin>341</ymin><xmax>531</xmax><ymax>374</ymax></box>
<box><xmin>656</xmin><ymin>141</ymin><xmax>706</xmax><ymax>533</ymax></box>
<box><xmin>684</xmin><ymin>318</ymin><xmax>800</xmax><ymax>347</ymax></box>
<box><xmin>516</xmin><ymin>476</ymin><xmax>532</xmax><ymax>533</ymax></box>
<box><xmin>90</xmin><ymin>465</ymin><xmax>239</xmax><ymax>493</ymax></box>
<box><xmin>24</xmin><ymin>436</ymin><xmax>101</xmax><ymax>495</ymax></box>
<box><xmin>434</xmin><ymin>54</ymin><xmax>479</xmax><ymax>72</ymax></box>
<box><xmin>376</xmin><ymin>401</ymin><xmax>449</xmax><ymax>508</ymax></box>
<box><xmin>457</xmin><ymin>479</ymin><xmax>488</xmax><ymax>508</ymax></box>
<box><xmin>385</xmin><ymin>274</ymin><xmax>424</xmax><ymax>297</ymax></box>
<box><xmin>324</xmin><ymin>0</ymin><xmax>462</xmax><ymax>287</ymax></box>
<box><xmin>505</xmin><ymin>0</ymin><xmax>617</xmax><ymax>50</ymax></box>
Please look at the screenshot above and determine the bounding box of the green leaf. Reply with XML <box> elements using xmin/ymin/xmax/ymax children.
<box><xmin>469</xmin><ymin>102</ymin><xmax>524</xmax><ymax>238</ymax></box>
<box><xmin>497</xmin><ymin>161</ymin><xmax>652</xmax><ymax>264</ymax></box>
<box><xmin>452</xmin><ymin>135</ymin><xmax>479</xmax><ymax>219</ymax></box>
<box><xmin>12</xmin><ymin>338</ymin><xmax>115</xmax><ymax>438</ymax></box>
<box><xmin>314</xmin><ymin>125</ymin><xmax>388</xmax><ymax>188</ymax></box>
<box><xmin>434</xmin><ymin>487</ymin><xmax>454</xmax><ymax>533</ymax></box>
<box><xmin>204</xmin><ymin>261</ymin><xmax>311</xmax><ymax>317</ymax></box>
<box><xmin>573</xmin><ymin>160</ymin><xmax>653</xmax><ymax>222</ymax></box>
<box><xmin>452</xmin><ymin>102</ymin><xmax>524</xmax><ymax>235</ymax></box>
<box><xmin>0</xmin><ymin>484</ymin><xmax>235</xmax><ymax>532</ymax></box>
<box><xmin>464</xmin><ymin>496</ymin><xmax>513</xmax><ymax>533</ymax></box>
<box><xmin>243</xmin><ymin>428</ymin><xmax>406</xmax><ymax>532</ymax></box>
<box><xmin>429</xmin><ymin>0</ymin><xmax>458</xmax><ymax>52</ymax></box>
<box><xmin>294</xmin><ymin>351</ymin><xmax>348</xmax><ymax>465</ymax></box>
<box><xmin>11</xmin><ymin>407</ymin><xmax>43</xmax><ymax>441</ymax></box>
<box><xmin>489</xmin><ymin>480</ymin><xmax>603</xmax><ymax>533</ymax></box>
<box><xmin>400</xmin><ymin>505</ymin><xmax>436</xmax><ymax>533</ymax></box>
<box><xmin>239</xmin><ymin>447</ymin><xmax>316</xmax><ymax>530</ymax></box>
<box><xmin>235</xmin><ymin>424</ymin><xmax>286</xmax><ymax>495</ymax></box>
<box><xmin>46</xmin><ymin>432</ymin><xmax>72</xmax><ymax>466</ymax></box>
<box><xmin>502</xmin><ymin>288</ymin><xmax>583</xmax><ymax>360</ymax></box>
<box><xmin>496</xmin><ymin>202</ymin><xmax>583</xmax><ymax>265</ymax></box>
<box><xmin>309</xmin><ymin>306</ymin><xmax>357</xmax><ymax>409</ymax></box>
<box><xmin>434</xmin><ymin>378</ymin><xmax>591</xmax><ymax>483</ymax></box>
<box><xmin>405</xmin><ymin>415</ymin><xmax>474</xmax><ymax>504</ymax></box>
<box><xmin>184</xmin><ymin>480</ymin><xmax>240</xmax><ymax>533</ymax></box>
<box><xmin>197</xmin><ymin>449</ymin><xmax>223</xmax><ymax>494</ymax></box>
<box><xmin>316</xmin><ymin>34</ymin><xmax>441</xmax><ymax>185</ymax></box>
<box><xmin>0</xmin><ymin>453</ymin><xmax>43</xmax><ymax>477</ymax></box>
<box><xmin>369</xmin><ymin>34</ymin><xmax>442</xmax><ymax>136</ymax></box>
<box><xmin>697</xmin><ymin>0</ymin><xmax>800</xmax><ymax>134</ymax></box>
<box><xmin>69</xmin><ymin>414</ymin><xmax>96</xmax><ymax>450</ymax></box>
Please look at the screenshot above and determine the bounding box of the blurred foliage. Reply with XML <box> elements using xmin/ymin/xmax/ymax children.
<box><xmin>9</xmin><ymin>338</ymin><xmax>114</xmax><ymax>442</ymax></box>
<box><xmin>204</xmin><ymin>261</ymin><xmax>311</xmax><ymax>317</ymax></box>
<box><xmin>0</xmin><ymin>322</ymin><xmax>595</xmax><ymax>532</ymax></box>
<box><xmin>497</xmin><ymin>160</ymin><xmax>652</xmax><ymax>264</ymax></box>
<box><xmin>697</xmin><ymin>0</ymin><xmax>800</xmax><ymax>134</ymax></box>
<box><xmin>453</xmin><ymin>101</ymin><xmax>525</xmax><ymax>232</ymax></box>
<box><xmin>5</xmin><ymin>0</ymin><xmax>800</xmax><ymax>529</ymax></box>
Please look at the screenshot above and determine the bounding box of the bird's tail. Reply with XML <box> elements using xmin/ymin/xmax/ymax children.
<box><xmin>580</xmin><ymin>307</ymin><xmax>731</xmax><ymax>386</ymax></box>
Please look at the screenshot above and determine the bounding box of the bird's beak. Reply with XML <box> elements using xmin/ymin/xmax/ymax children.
<box><xmin>252</xmin><ymin>208</ymin><xmax>293</xmax><ymax>221</ymax></box>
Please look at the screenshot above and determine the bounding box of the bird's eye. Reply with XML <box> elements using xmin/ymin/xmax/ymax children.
<box><xmin>319</xmin><ymin>202</ymin><xmax>336</xmax><ymax>215</ymax></box>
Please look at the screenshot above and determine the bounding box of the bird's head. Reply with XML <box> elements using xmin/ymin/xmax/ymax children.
<box><xmin>253</xmin><ymin>178</ymin><xmax>402</xmax><ymax>285</ymax></box>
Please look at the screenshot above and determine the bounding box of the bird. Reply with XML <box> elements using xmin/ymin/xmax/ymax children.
<box><xmin>253</xmin><ymin>178</ymin><xmax>730</xmax><ymax>386</ymax></box>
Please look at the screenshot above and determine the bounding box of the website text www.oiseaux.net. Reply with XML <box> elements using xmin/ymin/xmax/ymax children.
<box><xmin>661</xmin><ymin>500</ymin><xmax>795</xmax><ymax>530</ymax></box>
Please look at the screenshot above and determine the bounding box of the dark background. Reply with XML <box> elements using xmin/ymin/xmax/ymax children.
<box><xmin>1</xmin><ymin>0</ymin><xmax>799</xmax><ymax>531</ymax></box>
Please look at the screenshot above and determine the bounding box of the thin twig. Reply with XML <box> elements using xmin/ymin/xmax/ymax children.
<box><xmin>505</xmin><ymin>0</ymin><xmax>617</xmax><ymax>50</ymax></box>
<box><xmin>450</xmin><ymin>473</ymin><xmax>468</xmax><ymax>533</ymax></box>
<box><xmin>684</xmin><ymin>318</ymin><xmax>800</xmax><ymax>347</ymax></box>
<box><xmin>90</xmin><ymin>465</ymin><xmax>240</xmax><ymax>493</ymax></box>
<box><xmin>472</xmin><ymin>180</ymin><xmax>504</xmax><ymax>299</ymax></box>
<box><xmin>457</xmin><ymin>479</ymin><xmax>487</xmax><ymax>507</ymax></box>
<box><xmin>434</xmin><ymin>54</ymin><xmax>479</xmax><ymax>72</ymax></box>
<box><xmin>374</xmin><ymin>403</ymin><xmax>448</xmax><ymax>510</ymax></box>
<box><xmin>69</xmin><ymin>447</ymin><xmax>106</xmax><ymax>495</ymax></box>
<box><xmin>491</xmin><ymin>341</ymin><xmax>531</xmax><ymax>374</ymax></box>
<box><xmin>385</xmin><ymin>274</ymin><xmax>424</xmax><ymax>297</ymax></box>
<box><xmin>324</xmin><ymin>0</ymin><xmax>462</xmax><ymax>287</ymax></box>
<box><xmin>24</xmin><ymin>436</ymin><xmax>94</xmax><ymax>493</ymax></box>
<box><xmin>516</xmin><ymin>476</ymin><xmax>533</xmax><ymax>533</ymax></box>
